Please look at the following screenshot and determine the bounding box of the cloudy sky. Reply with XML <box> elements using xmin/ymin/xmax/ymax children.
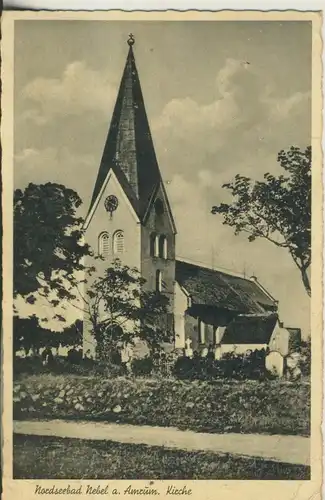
<box><xmin>14</xmin><ymin>20</ymin><xmax>311</xmax><ymax>335</ymax></box>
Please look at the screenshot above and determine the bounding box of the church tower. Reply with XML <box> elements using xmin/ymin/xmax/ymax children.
<box><xmin>83</xmin><ymin>35</ymin><xmax>177</xmax><ymax>355</ymax></box>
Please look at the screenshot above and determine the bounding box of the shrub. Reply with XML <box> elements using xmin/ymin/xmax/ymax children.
<box><xmin>14</xmin><ymin>356</ymin><xmax>47</xmax><ymax>376</ymax></box>
<box><xmin>173</xmin><ymin>356</ymin><xmax>195</xmax><ymax>379</ymax></box>
<box><xmin>173</xmin><ymin>350</ymin><xmax>268</xmax><ymax>381</ymax></box>
<box><xmin>131</xmin><ymin>356</ymin><xmax>153</xmax><ymax>376</ymax></box>
<box><xmin>298</xmin><ymin>339</ymin><xmax>311</xmax><ymax>377</ymax></box>
<box><xmin>14</xmin><ymin>348</ymin><xmax>270</xmax><ymax>381</ymax></box>
<box><xmin>13</xmin><ymin>355</ymin><xmax>124</xmax><ymax>378</ymax></box>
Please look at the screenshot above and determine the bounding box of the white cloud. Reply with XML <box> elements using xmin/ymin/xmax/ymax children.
<box><xmin>154</xmin><ymin>58</ymin><xmax>309</xmax><ymax>147</ymax></box>
<box><xmin>154</xmin><ymin>94</ymin><xmax>239</xmax><ymax>137</ymax></box>
<box><xmin>216</xmin><ymin>58</ymin><xmax>251</xmax><ymax>97</ymax></box>
<box><xmin>152</xmin><ymin>57</ymin><xmax>310</xmax><ymax>206</ymax></box>
<box><xmin>14</xmin><ymin>147</ymin><xmax>95</xmax><ymax>214</ymax></box>
<box><xmin>265</xmin><ymin>91</ymin><xmax>311</xmax><ymax>121</ymax></box>
<box><xmin>21</xmin><ymin>61</ymin><xmax>117</xmax><ymax>124</ymax></box>
<box><xmin>153</xmin><ymin>58</ymin><xmax>249</xmax><ymax>139</ymax></box>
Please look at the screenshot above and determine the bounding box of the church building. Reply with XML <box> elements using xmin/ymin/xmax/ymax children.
<box><xmin>82</xmin><ymin>35</ymin><xmax>285</xmax><ymax>359</ymax></box>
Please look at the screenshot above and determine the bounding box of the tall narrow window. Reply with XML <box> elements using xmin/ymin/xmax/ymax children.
<box><xmin>213</xmin><ymin>327</ymin><xmax>221</xmax><ymax>345</ymax></box>
<box><xmin>156</xmin><ymin>270</ymin><xmax>162</xmax><ymax>292</ymax></box>
<box><xmin>213</xmin><ymin>326</ymin><xmax>225</xmax><ymax>345</ymax></box>
<box><xmin>113</xmin><ymin>230</ymin><xmax>124</xmax><ymax>254</ymax></box>
<box><xmin>155</xmin><ymin>235</ymin><xmax>159</xmax><ymax>257</ymax></box>
<box><xmin>99</xmin><ymin>232</ymin><xmax>110</xmax><ymax>259</ymax></box>
<box><xmin>159</xmin><ymin>235</ymin><xmax>167</xmax><ymax>259</ymax></box>
<box><xmin>198</xmin><ymin>319</ymin><xmax>205</xmax><ymax>344</ymax></box>
<box><xmin>150</xmin><ymin>233</ymin><xmax>159</xmax><ymax>257</ymax></box>
<box><xmin>163</xmin><ymin>237</ymin><xmax>168</xmax><ymax>259</ymax></box>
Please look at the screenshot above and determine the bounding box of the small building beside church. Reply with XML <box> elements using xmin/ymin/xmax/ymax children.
<box><xmin>82</xmin><ymin>35</ymin><xmax>292</xmax><ymax>360</ymax></box>
<box><xmin>219</xmin><ymin>314</ymin><xmax>291</xmax><ymax>358</ymax></box>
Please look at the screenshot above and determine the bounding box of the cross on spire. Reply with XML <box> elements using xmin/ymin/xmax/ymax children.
<box><xmin>127</xmin><ymin>33</ymin><xmax>135</xmax><ymax>46</ymax></box>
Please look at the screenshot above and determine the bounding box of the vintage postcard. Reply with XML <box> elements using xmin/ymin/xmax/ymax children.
<box><xmin>1</xmin><ymin>9</ymin><xmax>323</xmax><ymax>500</ymax></box>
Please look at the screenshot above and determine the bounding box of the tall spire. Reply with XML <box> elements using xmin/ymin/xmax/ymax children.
<box><xmin>88</xmin><ymin>35</ymin><xmax>161</xmax><ymax>220</ymax></box>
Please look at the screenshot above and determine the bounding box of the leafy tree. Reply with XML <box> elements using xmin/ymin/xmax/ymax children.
<box><xmin>59</xmin><ymin>319</ymin><xmax>83</xmax><ymax>347</ymax></box>
<box><xmin>74</xmin><ymin>259</ymin><xmax>171</xmax><ymax>360</ymax></box>
<box><xmin>298</xmin><ymin>337</ymin><xmax>311</xmax><ymax>377</ymax></box>
<box><xmin>13</xmin><ymin>315</ymin><xmax>48</xmax><ymax>355</ymax></box>
<box><xmin>14</xmin><ymin>182</ymin><xmax>92</xmax><ymax>300</ymax></box>
<box><xmin>13</xmin><ymin>316</ymin><xmax>83</xmax><ymax>356</ymax></box>
<box><xmin>212</xmin><ymin>146</ymin><xmax>311</xmax><ymax>296</ymax></box>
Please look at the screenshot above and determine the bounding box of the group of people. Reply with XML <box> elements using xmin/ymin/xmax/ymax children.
<box><xmin>67</xmin><ymin>346</ymin><xmax>83</xmax><ymax>365</ymax></box>
<box><xmin>40</xmin><ymin>345</ymin><xmax>85</xmax><ymax>366</ymax></box>
<box><xmin>184</xmin><ymin>340</ymin><xmax>216</xmax><ymax>361</ymax></box>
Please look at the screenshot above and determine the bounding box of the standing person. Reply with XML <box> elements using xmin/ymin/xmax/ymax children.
<box><xmin>47</xmin><ymin>347</ymin><xmax>55</xmax><ymax>368</ymax></box>
<box><xmin>207</xmin><ymin>344</ymin><xmax>214</xmax><ymax>361</ymax></box>
<box><xmin>84</xmin><ymin>349</ymin><xmax>93</xmax><ymax>363</ymax></box>
<box><xmin>41</xmin><ymin>346</ymin><xmax>54</xmax><ymax>368</ymax></box>
<box><xmin>192</xmin><ymin>350</ymin><xmax>201</xmax><ymax>379</ymax></box>
<box><xmin>206</xmin><ymin>344</ymin><xmax>215</xmax><ymax>379</ymax></box>
<box><xmin>121</xmin><ymin>343</ymin><xmax>133</xmax><ymax>375</ymax></box>
<box><xmin>41</xmin><ymin>346</ymin><xmax>50</xmax><ymax>366</ymax></box>
<box><xmin>76</xmin><ymin>348</ymin><xmax>83</xmax><ymax>365</ymax></box>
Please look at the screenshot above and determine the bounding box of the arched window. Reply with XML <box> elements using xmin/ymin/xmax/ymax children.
<box><xmin>156</xmin><ymin>270</ymin><xmax>162</xmax><ymax>292</ymax></box>
<box><xmin>159</xmin><ymin>235</ymin><xmax>167</xmax><ymax>259</ymax></box>
<box><xmin>98</xmin><ymin>232</ymin><xmax>110</xmax><ymax>258</ymax></box>
<box><xmin>113</xmin><ymin>230</ymin><xmax>124</xmax><ymax>254</ymax></box>
<box><xmin>150</xmin><ymin>233</ymin><xmax>159</xmax><ymax>257</ymax></box>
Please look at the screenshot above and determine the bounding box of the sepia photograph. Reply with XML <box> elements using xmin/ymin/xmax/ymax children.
<box><xmin>1</xmin><ymin>12</ymin><xmax>322</xmax><ymax>490</ymax></box>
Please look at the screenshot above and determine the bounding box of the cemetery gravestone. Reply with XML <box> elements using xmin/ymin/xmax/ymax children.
<box><xmin>265</xmin><ymin>350</ymin><xmax>284</xmax><ymax>377</ymax></box>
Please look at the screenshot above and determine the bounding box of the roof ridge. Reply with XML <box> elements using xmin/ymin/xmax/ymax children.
<box><xmin>238</xmin><ymin>312</ymin><xmax>278</xmax><ymax>318</ymax></box>
<box><xmin>176</xmin><ymin>257</ymin><xmax>250</xmax><ymax>280</ymax></box>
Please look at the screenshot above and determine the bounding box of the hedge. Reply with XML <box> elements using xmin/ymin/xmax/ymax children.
<box><xmin>14</xmin><ymin>349</ymin><xmax>273</xmax><ymax>381</ymax></box>
<box><xmin>13</xmin><ymin>374</ymin><xmax>310</xmax><ymax>436</ymax></box>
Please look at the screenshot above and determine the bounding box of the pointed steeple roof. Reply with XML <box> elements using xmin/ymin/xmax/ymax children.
<box><xmin>87</xmin><ymin>35</ymin><xmax>161</xmax><ymax>221</ymax></box>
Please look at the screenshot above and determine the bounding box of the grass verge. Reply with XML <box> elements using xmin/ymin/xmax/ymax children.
<box><xmin>14</xmin><ymin>434</ymin><xmax>310</xmax><ymax>480</ymax></box>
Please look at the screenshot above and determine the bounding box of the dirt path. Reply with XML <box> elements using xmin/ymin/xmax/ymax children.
<box><xmin>14</xmin><ymin>419</ymin><xmax>310</xmax><ymax>466</ymax></box>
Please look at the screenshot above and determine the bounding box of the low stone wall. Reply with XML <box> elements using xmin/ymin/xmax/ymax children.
<box><xmin>13</xmin><ymin>374</ymin><xmax>310</xmax><ymax>436</ymax></box>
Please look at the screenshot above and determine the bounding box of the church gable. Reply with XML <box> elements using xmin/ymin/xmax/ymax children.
<box><xmin>140</xmin><ymin>180</ymin><xmax>176</xmax><ymax>307</ymax></box>
<box><xmin>84</xmin><ymin>169</ymin><xmax>141</xmax><ymax>272</ymax></box>
<box><xmin>85</xmin><ymin>169</ymin><xmax>139</xmax><ymax>230</ymax></box>
<box><xmin>143</xmin><ymin>181</ymin><xmax>177</xmax><ymax>236</ymax></box>
<box><xmin>141</xmin><ymin>181</ymin><xmax>176</xmax><ymax>266</ymax></box>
